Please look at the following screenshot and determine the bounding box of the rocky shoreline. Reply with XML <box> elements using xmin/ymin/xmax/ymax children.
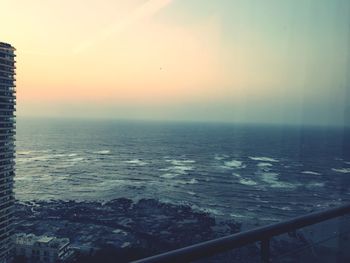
<box><xmin>14</xmin><ymin>198</ymin><xmax>246</xmax><ymax>262</ymax></box>
<box><xmin>14</xmin><ymin>198</ymin><xmax>317</xmax><ymax>262</ymax></box>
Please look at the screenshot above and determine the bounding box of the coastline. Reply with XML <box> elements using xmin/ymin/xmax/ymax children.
<box><xmin>14</xmin><ymin>198</ymin><xmax>242</xmax><ymax>261</ymax></box>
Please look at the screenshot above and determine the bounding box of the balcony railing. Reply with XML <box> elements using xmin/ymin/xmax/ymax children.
<box><xmin>133</xmin><ymin>204</ymin><xmax>350</xmax><ymax>263</ymax></box>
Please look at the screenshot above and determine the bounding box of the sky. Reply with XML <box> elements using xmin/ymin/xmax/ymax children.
<box><xmin>1</xmin><ymin>0</ymin><xmax>350</xmax><ymax>126</ymax></box>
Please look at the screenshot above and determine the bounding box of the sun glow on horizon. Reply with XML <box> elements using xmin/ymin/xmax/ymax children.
<box><xmin>1</xmin><ymin>0</ymin><xmax>350</xmax><ymax>126</ymax></box>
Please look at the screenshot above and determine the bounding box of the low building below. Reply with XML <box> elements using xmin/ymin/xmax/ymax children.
<box><xmin>14</xmin><ymin>233</ymin><xmax>74</xmax><ymax>263</ymax></box>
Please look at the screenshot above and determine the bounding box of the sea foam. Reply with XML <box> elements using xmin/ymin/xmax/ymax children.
<box><xmin>214</xmin><ymin>154</ymin><xmax>228</xmax><ymax>161</ymax></box>
<box><xmin>261</xmin><ymin>172</ymin><xmax>296</xmax><ymax>188</ymax></box>
<box><xmin>249</xmin><ymin>156</ymin><xmax>279</xmax><ymax>162</ymax></box>
<box><xmin>239</xmin><ymin>178</ymin><xmax>258</xmax><ymax>186</ymax></box>
<box><xmin>160</xmin><ymin>159</ymin><xmax>195</xmax><ymax>178</ymax></box>
<box><xmin>125</xmin><ymin>159</ymin><xmax>148</xmax><ymax>166</ymax></box>
<box><xmin>257</xmin><ymin>162</ymin><xmax>273</xmax><ymax>167</ymax></box>
<box><xmin>224</xmin><ymin>160</ymin><xmax>246</xmax><ymax>169</ymax></box>
<box><xmin>332</xmin><ymin>168</ymin><xmax>350</xmax><ymax>174</ymax></box>
<box><xmin>301</xmin><ymin>171</ymin><xmax>321</xmax><ymax>176</ymax></box>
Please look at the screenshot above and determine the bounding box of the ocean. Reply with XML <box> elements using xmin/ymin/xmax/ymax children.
<box><xmin>14</xmin><ymin>118</ymin><xmax>350</xmax><ymax>225</ymax></box>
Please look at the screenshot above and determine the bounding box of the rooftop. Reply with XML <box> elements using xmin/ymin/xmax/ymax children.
<box><xmin>0</xmin><ymin>42</ymin><xmax>15</xmax><ymax>51</ymax></box>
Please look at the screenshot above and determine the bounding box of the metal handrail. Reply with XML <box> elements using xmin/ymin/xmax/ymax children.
<box><xmin>133</xmin><ymin>203</ymin><xmax>350</xmax><ymax>263</ymax></box>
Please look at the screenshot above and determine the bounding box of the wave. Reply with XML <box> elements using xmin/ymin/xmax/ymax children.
<box><xmin>166</xmin><ymin>159</ymin><xmax>196</xmax><ymax>165</ymax></box>
<box><xmin>332</xmin><ymin>168</ymin><xmax>350</xmax><ymax>174</ymax></box>
<box><xmin>160</xmin><ymin>165</ymin><xmax>193</xmax><ymax>175</ymax></box>
<box><xmin>125</xmin><ymin>159</ymin><xmax>148</xmax><ymax>166</ymax></box>
<box><xmin>307</xmin><ymin>182</ymin><xmax>325</xmax><ymax>188</ymax></box>
<box><xmin>93</xmin><ymin>150</ymin><xmax>111</xmax><ymax>155</ymax></box>
<box><xmin>232</xmin><ymin>173</ymin><xmax>241</xmax><ymax>178</ymax></box>
<box><xmin>70</xmin><ymin>157</ymin><xmax>85</xmax><ymax>162</ymax></box>
<box><xmin>17</xmin><ymin>151</ymin><xmax>33</xmax><ymax>155</ymax></box>
<box><xmin>22</xmin><ymin>153</ymin><xmax>81</xmax><ymax>162</ymax></box>
<box><xmin>162</xmin><ymin>169</ymin><xmax>193</xmax><ymax>177</ymax></box>
<box><xmin>17</xmin><ymin>150</ymin><xmax>53</xmax><ymax>156</ymax></box>
<box><xmin>301</xmin><ymin>171</ymin><xmax>321</xmax><ymax>175</ymax></box>
<box><xmin>214</xmin><ymin>154</ymin><xmax>228</xmax><ymax>161</ymax></box>
<box><xmin>188</xmin><ymin>178</ymin><xmax>198</xmax><ymax>184</ymax></box>
<box><xmin>160</xmin><ymin>159</ymin><xmax>195</xmax><ymax>178</ymax></box>
<box><xmin>224</xmin><ymin>160</ymin><xmax>246</xmax><ymax>169</ymax></box>
<box><xmin>176</xmin><ymin>178</ymin><xmax>198</xmax><ymax>185</ymax></box>
<box><xmin>50</xmin><ymin>154</ymin><xmax>68</xmax><ymax>158</ymax></box>
<box><xmin>160</xmin><ymin>173</ymin><xmax>178</xmax><ymax>179</ymax></box>
<box><xmin>261</xmin><ymin>172</ymin><xmax>296</xmax><ymax>188</ymax></box>
<box><xmin>257</xmin><ymin>162</ymin><xmax>273</xmax><ymax>167</ymax></box>
<box><xmin>239</xmin><ymin>178</ymin><xmax>258</xmax><ymax>186</ymax></box>
<box><xmin>249</xmin><ymin>156</ymin><xmax>279</xmax><ymax>162</ymax></box>
<box><xmin>30</xmin><ymin>156</ymin><xmax>51</xmax><ymax>161</ymax></box>
<box><xmin>230</xmin><ymin>213</ymin><xmax>249</xmax><ymax>219</ymax></box>
<box><xmin>196</xmin><ymin>207</ymin><xmax>224</xmax><ymax>216</ymax></box>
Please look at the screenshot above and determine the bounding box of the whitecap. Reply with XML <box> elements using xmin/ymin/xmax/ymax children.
<box><xmin>261</xmin><ymin>172</ymin><xmax>278</xmax><ymax>181</ymax></box>
<box><xmin>344</xmin><ymin>161</ymin><xmax>350</xmax><ymax>165</ymax></box>
<box><xmin>160</xmin><ymin>159</ymin><xmax>195</xmax><ymax>178</ymax></box>
<box><xmin>232</xmin><ymin>173</ymin><xmax>241</xmax><ymax>178</ymax></box>
<box><xmin>281</xmin><ymin>206</ymin><xmax>292</xmax><ymax>211</ymax></box>
<box><xmin>261</xmin><ymin>172</ymin><xmax>296</xmax><ymax>188</ymax></box>
<box><xmin>200</xmin><ymin>207</ymin><xmax>224</xmax><ymax>216</ymax></box>
<box><xmin>230</xmin><ymin>213</ymin><xmax>248</xmax><ymax>219</ymax></box>
<box><xmin>257</xmin><ymin>162</ymin><xmax>273</xmax><ymax>167</ymax></box>
<box><xmin>214</xmin><ymin>154</ymin><xmax>228</xmax><ymax>161</ymax></box>
<box><xmin>121</xmin><ymin>242</ymin><xmax>131</xmax><ymax>248</ymax></box>
<box><xmin>187</xmin><ymin>191</ymin><xmax>196</xmax><ymax>195</ymax></box>
<box><xmin>51</xmin><ymin>154</ymin><xmax>67</xmax><ymax>158</ymax></box>
<box><xmin>224</xmin><ymin>160</ymin><xmax>246</xmax><ymax>169</ymax></box>
<box><xmin>301</xmin><ymin>171</ymin><xmax>321</xmax><ymax>176</ymax></box>
<box><xmin>239</xmin><ymin>178</ymin><xmax>258</xmax><ymax>186</ymax></box>
<box><xmin>188</xmin><ymin>178</ymin><xmax>198</xmax><ymax>184</ymax></box>
<box><xmin>249</xmin><ymin>156</ymin><xmax>279</xmax><ymax>162</ymax></box>
<box><xmin>332</xmin><ymin>168</ymin><xmax>350</xmax><ymax>174</ymax></box>
<box><xmin>168</xmin><ymin>159</ymin><xmax>196</xmax><ymax>165</ymax></box>
<box><xmin>160</xmin><ymin>173</ymin><xmax>178</xmax><ymax>179</ymax></box>
<box><xmin>307</xmin><ymin>182</ymin><xmax>325</xmax><ymax>188</ymax></box>
<box><xmin>112</xmin><ymin>229</ymin><xmax>127</xmax><ymax>236</ymax></box>
<box><xmin>70</xmin><ymin>157</ymin><xmax>84</xmax><ymax>162</ymax></box>
<box><xmin>125</xmin><ymin>159</ymin><xmax>148</xmax><ymax>166</ymax></box>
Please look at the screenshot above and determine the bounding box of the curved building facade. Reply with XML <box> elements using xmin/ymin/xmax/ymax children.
<box><xmin>0</xmin><ymin>42</ymin><xmax>16</xmax><ymax>263</ymax></box>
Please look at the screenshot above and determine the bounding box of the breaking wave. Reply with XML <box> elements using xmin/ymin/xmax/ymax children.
<box><xmin>239</xmin><ymin>178</ymin><xmax>258</xmax><ymax>186</ymax></box>
<box><xmin>125</xmin><ymin>159</ymin><xmax>148</xmax><ymax>166</ymax></box>
<box><xmin>249</xmin><ymin>156</ymin><xmax>279</xmax><ymax>162</ymax></box>
<box><xmin>332</xmin><ymin>168</ymin><xmax>350</xmax><ymax>174</ymax></box>
<box><xmin>301</xmin><ymin>171</ymin><xmax>321</xmax><ymax>175</ymax></box>
<box><xmin>224</xmin><ymin>160</ymin><xmax>246</xmax><ymax>169</ymax></box>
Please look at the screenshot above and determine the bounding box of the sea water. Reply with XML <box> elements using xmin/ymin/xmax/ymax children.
<box><xmin>15</xmin><ymin>118</ymin><xmax>350</xmax><ymax>224</ymax></box>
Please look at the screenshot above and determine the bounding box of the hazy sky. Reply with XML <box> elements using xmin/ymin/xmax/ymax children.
<box><xmin>2</xmin><ymin>0</ymin><xmax>350</xmax><ymax>126</ymax></box>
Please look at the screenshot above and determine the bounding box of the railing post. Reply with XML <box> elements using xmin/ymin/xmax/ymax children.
<box><xmin>261</xmin><ymin>238</ymin><xmax>270</xmax><ymax>263</ymax></box>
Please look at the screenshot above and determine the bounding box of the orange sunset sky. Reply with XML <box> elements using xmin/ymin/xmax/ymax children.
<box><xmin>1</xmin><ymin>0</ymin><xmax>350</xmax><ymax>125</ymax></box>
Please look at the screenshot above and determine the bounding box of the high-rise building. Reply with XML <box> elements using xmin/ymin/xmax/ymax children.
<box><xmin>0</xmin><ymin>42</ymin><xmax>16</xmax><ymax>263</ymax></box>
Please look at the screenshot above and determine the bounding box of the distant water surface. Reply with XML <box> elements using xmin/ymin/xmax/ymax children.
<box><xmin>15</xmin><ymin>118</ymin><xmax>350</xmax><ymax>225</ymax></box>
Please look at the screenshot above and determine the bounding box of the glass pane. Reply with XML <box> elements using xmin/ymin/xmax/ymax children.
<box><xmin>272</xmin><ymin>215</ymin><xmax>350</xmax><ymax>263</ymax></box>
